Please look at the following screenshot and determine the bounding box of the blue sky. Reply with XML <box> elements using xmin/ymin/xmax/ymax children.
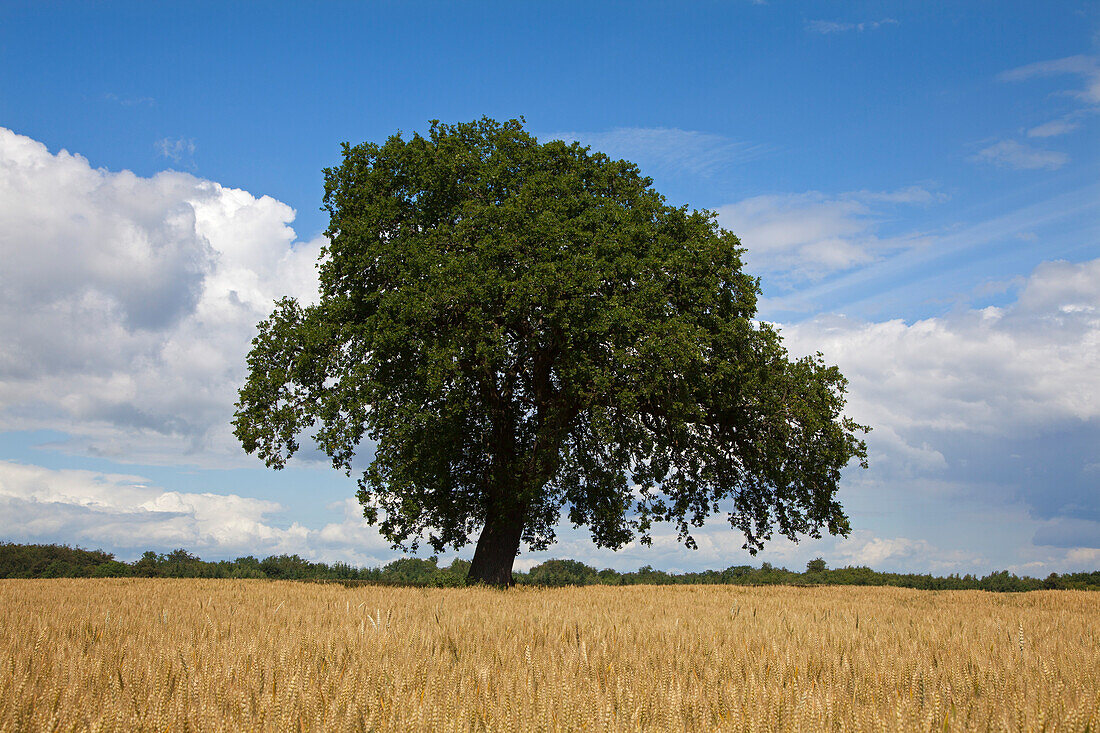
<box><xmin>0</xmin><ymin>1</ymin><xmax>1097</xmax><ymax>575</ymax></box>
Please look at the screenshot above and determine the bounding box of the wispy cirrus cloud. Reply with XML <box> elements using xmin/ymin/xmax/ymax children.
<box><xmin>1027</xmin><ymin>118</ymin><xmax>1082</xmax><ymax>138</ymax></box>
<box><xmin>999</xmin><ymin>54</ymin><xmax>1100</xmax><ymax>104</ymax></box>
<box><xmin>756</xmin><ymin>181</ymin><xmax>1100</xmax><ymax>320</ymax></box>
<box><xmin>806</xmin><ymin>18</ymin><xmax>898</xmax><ymax>34</ymax></box>
<box><xmin>970</xmin><ymin>139</ymin><xmax>1068</xmax><ymax>170</ymax></box>
<box><xmin>543</xmin><ymin>127</ymin><xmax>771</xmax><ymax>178</ymax></box>
<box><xmin>155</xmin><ymin>136</ymin><xmax>196</xmax><ymax>165</ymax></box>
<box><xmin>104</xmin><ymin>92</ymin><xmax>155</xmax><ymax>107</ymax></box>
<box><xmin>993</xmin><ymin>54</ymin><xmax>1099</xmax><ymax>160</ymax></box>
<box><xmin>715</xmin><ymin>187</ymin><xmax>940</xmax><ymax>280</ymax></box>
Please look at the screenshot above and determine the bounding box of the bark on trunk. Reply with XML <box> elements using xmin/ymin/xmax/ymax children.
<box><xmin>466</xmin><ymin>506</ymin><xmax>525</xmax><ymax>587</ymax></box>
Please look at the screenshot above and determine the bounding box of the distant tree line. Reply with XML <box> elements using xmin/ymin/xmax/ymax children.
<box><xmin>2</xmin><ymin>543</ymin><xmax>1098</xmax><ymax>591</ymax></box>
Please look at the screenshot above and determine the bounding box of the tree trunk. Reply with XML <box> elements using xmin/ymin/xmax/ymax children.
<box><xmin>466</xmin><ymin>505</ymin><xmax>526</xmax><ymax>587</ymax></box>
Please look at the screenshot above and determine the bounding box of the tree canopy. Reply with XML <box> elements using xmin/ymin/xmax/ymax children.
<box><xmin>233</xmin><ymin>117</ymin><xmax>868</xmax><ymax>585</ymax></box>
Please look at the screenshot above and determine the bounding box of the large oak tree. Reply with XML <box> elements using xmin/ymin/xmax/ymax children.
<box><xmin>233</xmin><ymin>118</ymin><xmax>868</xmax><ymax>586</ymax></box>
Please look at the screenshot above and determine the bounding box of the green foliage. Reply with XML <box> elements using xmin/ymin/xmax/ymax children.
<box><xmin>626</xmin><ymin>565</ymin><xmax>676</xmax><ymax>585</ymax></box>
<box><xmin>1</xmin><ymin>542</ymin><xmax>1098</xmax><ymax>591</ymax></box>
<box><xmin>0</xmin><ymin>542</ymin><xmax>113</xmax><ymax>578</ymax></box>
<box><xmin>132</xmin><ymin>551</ymin><xmax>162</xmax><ymax>577</ymax></box>
<box><xmin>40</xmin><ymin>560</ymin><xmax>78</xmax><ymax>578</ymax></box>
<box><xmin>524</xmin><ymin>558</ymin><xmax>601</xmax><ymax>587</ymax></box>
<box><xmin>92</xmin><ymin>561</ymin><xmax>132</xmax><ymax>577</ymax></box>
<box><xmin>233</xmin><ymin>116</ymin><xmax>869</xmax><ymax>574</ymax></box>
<box><xmin>380</xmin><ymin>556</ymin><xmax>442</xmax><ymax>585</ymax></box>
<box><xmin>806</xmin><ymin>557</ymin><xmax>827</xmax><ymax>573</ymax></box>
<box><xmin>259</xmin><ymin>554</ymin><xmax>318</xmax><ymax>580</ymax></box>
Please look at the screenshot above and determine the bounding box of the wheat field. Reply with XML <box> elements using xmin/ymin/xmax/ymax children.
<box><xmin>1</xmin><ymin>580</ymin><xmax>1097</xmax><ymax>731</ymax></box>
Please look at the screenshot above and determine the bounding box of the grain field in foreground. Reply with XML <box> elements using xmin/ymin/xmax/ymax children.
<box><xmin>1</xmin><ymin>580</ymin><xmax>1098</xmax><ymax>731</ymax></box>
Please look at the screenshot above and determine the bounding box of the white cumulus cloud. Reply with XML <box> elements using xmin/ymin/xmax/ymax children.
<box><xmin>0</xmin><ymin>127</ymin><xmax>324</xmax><ymax>465</ymax></box>
<box><xmin>782</xmin><ymin>258</ymin><xmax>1100</xmax><ymax>441</ymax></box>
<box><xmin>777</xmin><ymin>257</ymin><xmax>1100</xmax><ymax>563</ymax></box>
